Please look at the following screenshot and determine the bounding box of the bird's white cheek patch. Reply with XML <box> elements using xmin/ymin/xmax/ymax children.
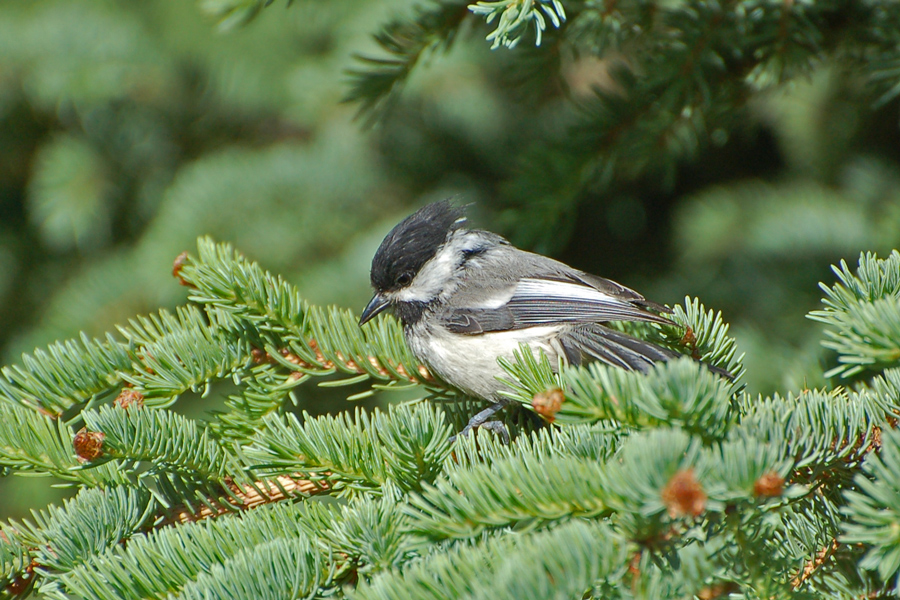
<box><xmin>396</xmin><ymin>250</ymin><xmax>458</xmax><ymax>303</ymax></box>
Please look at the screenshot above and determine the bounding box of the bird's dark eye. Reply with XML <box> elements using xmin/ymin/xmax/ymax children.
<box><xmin>396</xmin><ymin>272</ymin><xmax>413</xmax><ymax>286</ymax></box>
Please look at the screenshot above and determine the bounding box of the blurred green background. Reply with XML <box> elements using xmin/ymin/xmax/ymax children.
<box><xmin>1</xmin><ymin>0</ymin><xmax>899</xmax><ymax>518</ymax></box>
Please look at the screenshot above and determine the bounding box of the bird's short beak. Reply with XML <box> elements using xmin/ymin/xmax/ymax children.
<box><xmin>359</xmin><ymin>293</ymin><xmax>390</xmax><ymax>326</ymax></box>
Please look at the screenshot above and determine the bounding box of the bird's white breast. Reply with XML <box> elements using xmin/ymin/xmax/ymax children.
<box><xmin>407</xmin><ymin>323</ymin><xmax>562</xmax><ymax>400</ymax></box>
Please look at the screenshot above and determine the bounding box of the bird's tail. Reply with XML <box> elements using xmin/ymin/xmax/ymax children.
<box><xmin>560</xmin><ymin>324</ymin><xmax>734</xmax><ymax>380</ymax></box>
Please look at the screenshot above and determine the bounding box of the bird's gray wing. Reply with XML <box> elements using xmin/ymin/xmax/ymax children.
<box><xmin>571</xmin><ymin>272</ymin><xmax>672</xmax><ymax>314</ymax></box>
<box><xmin>441</xmin><ymin>277</ymin><xmax>672</xmax><ymax>334</ymax></box>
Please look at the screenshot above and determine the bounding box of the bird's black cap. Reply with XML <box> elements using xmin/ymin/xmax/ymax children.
<box><xmin>370</xmin><ymin>200</ymin><xmax>466</xmax><ymax>291</ymax></box>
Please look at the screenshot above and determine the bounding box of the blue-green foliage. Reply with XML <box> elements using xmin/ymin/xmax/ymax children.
<box><xmin>0</xmin><ymin>236</ymin><xmax>899</xmax><ymax>597</ymax></box>
<box><xmin>844</xmin><ymin>428</ymin><xmax>900</xmax><ymax>588</ymax></box>
<box><xmin>810</xmin><ymin>251</ymin><xmax>900</xmax><ymax>377</ymax></box>
<box><xmin>3</xmin><ymin>0</ymin><xmax>900</xmax><ymax>595</ymax></box>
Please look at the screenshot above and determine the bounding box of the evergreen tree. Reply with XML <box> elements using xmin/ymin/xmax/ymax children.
<box><xmin>1</xmin><ymin>237</ymin><xmax>900</xmax><ymax>598</ymax></box>
<box><xmin>2</xmin><ymin>1</ymin><xmax>900</xmax><ymax>598</ymax></box>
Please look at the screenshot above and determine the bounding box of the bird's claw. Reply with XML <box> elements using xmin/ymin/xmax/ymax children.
<box><xmin>449</xmin><ymin>400</ymin><xmax>511</xmax><ymax>444</ymax></box>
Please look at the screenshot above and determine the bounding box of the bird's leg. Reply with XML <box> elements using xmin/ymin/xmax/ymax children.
<box><xmin>450</xmin><ymin>399</ymin><xmax>510</xmax><ymax>444</ymax></box>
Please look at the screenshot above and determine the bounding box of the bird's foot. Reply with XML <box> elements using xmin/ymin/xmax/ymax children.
<box><xmin>449</xmin><ymin>400</ymin><xmax>510</xmax><ymax>444</ymax></box>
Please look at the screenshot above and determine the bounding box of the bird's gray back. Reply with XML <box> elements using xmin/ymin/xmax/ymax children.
<box><xmin>448</xmin><ymin>239</ymin><xmax>649</xmax><ymax>307</ymax></box>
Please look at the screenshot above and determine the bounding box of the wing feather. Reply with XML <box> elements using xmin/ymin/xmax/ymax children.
<box><xmin>441</xmin><ymin>277</ymin><xmax>672</xmax><ymax>333</ymax></box>
<box><xmin>560</xmin><ymin>325</ymin><xmax>679</xmax><ymax>371</ymax></box>
<box><xmin>507</xmin><ymin>279</ymin><xmax>672</xmax><ymax>326</ymax></box>
<box><xmin>560</xmin><ymin>324</ymin><xmax>734</xmax><ymax>380</ymax></box>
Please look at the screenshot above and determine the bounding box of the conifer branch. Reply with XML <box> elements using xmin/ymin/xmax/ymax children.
<box><xmin>444</xmin><ymin>421</ymin><xmax>619</xmax><ymax>473</ymax></box>
<box><xmin>162</xmin><ymin>475</ymin><xmax>328</xmax><ymax>526</ymax></box>
<box><xmin>809</xmin><ymin>250</ymin><xmax>900</xmax><ymax>378</ymax></box>
<box><xmin>842</xmin><ymin>427</ymin><xmax>900</xmax><ymax>589</ymax></box>
<box><xmin>1</xmin><ymin>234</ymin><xmax>899</xmax><ymax>597</ymax></box>
<box><xmin>81</xmin><ymin>405</ymin><xmax>245</xmax><ymax>481</ymax></box>
<box><xmin>197</xmin><ymin>0</ymin><xmax>290</xmax><ymax>31</ymax></box>
<box><xmin>792</xmin><ymin>539</ymin><xmax>841</xmax><ymax>589</ymax></box>
<box><xmin>0</xmin><ymin>333</ymin><xmax>131</xmax><ymax>415</ymax></box>
<box><xmin>174</xmin><ymin>536</ymin><xmax>324</xmax><ymax>600</ymax></box>
<box><xmin>116</xmin><ymin>306</ymin><xmax>254</xmax><ymax>404</ymax></box>
<box><xmin>346</xmin><ymin>1</ymin><xmax>900</xmax><ymax>250</ymax></box>
<box><xmin>171</xmin><ymin>237</ymin><xmax>442</xmax><ymax>439</ymax></box>
<box><xmin>665</xmin><ymin>297</ymin><xmax>745</xmax><ymax>380</ymax></box>
<box><xmin>178</xmin><ymin>238</ymin><xmax>434</xmax><ymax>389</ymax></box>
<box><xmin>735</xmin><ymin>388</ymin><xmax>886</xmax><ymax>480</ymax></box>
<box><xmin>550</xmin><ymin>358</ymin><xmax>734</xmax><ymax>439</ymax></box>
<box><xmin>432</xmin><ymin>393</ymin><xmax>544</xmax><ymax>438</ymax></box>
<box><xmin>412</xmin><ymin>424</ymin><xmax>794</xmax><ymax>555</ymax></box>
<box><xmin>210</xmin><ymin>365</ymin><xmax>305</xmax><ymax>440</ymax></box>
<box><xmin>407</xmin><ymin>453</ymin><xmax>610</xmax><ymax>539</ymax></box>
<box><xmin>354</xmin><ymin>519</ymin><xmax>628</xmax><ymax>600</ymax></box>
<box><xmin>321</xmin><ymin>493</ymin><xmax>415</xmax><ymax>575</ymax></box>
<box><xmin>10</xmin><ymin>486</ymin><xmax>153</xmax><ymax>577</ymax></box>
<box><xmin>56</xmin><ymin>502</ymin><xmax>331</xmax><ymax>600</ymax></box>
<box><xmin>245</xmin><ymin>402</ymin><xmax>453</xmax><ymax>495</ymax></box>
<box><xmin>0</xmin><ymin>402</ymin><xmax>126</xmax><ymax>484</ymax></box>
<box><xmin>469</xmin><ymin>0</ymin><xmax>567</xmax><ymax>49</ymax></box>
<box><xmin>76</xmin><ymin>404</ymin><xmax>256</xmax><ymax>516</ymax></box>
<box><xmin>860</xmin><ymin>366</ymin><xmax>900</xmax><ymax>416</ymax></box>
<box><xmin>0</xmin><ymin>487</ymin><xmax>154</xmax><ymax>597</ymax></box>
<box><xmin>869</xmin><ymin>48</ymin><xmax>900</xmax><ymax>108</ymax></box>
<box><xmin>0</xmin><ymin>527</ymin><xmax>29</xmax><ymax>583</ymax></box>
<box><xmin>344</xmin><ymin>0</ymin><xmax>472</xmax><ymax>121</ymax></box>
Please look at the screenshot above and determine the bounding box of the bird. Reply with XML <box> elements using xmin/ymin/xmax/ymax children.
<box><xmin>359</xmin><ymin>200</ymin><xmax>722</xmax><ymax>438</ymax></box>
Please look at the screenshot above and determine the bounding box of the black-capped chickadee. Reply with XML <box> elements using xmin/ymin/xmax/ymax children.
<box><xmin>359</xmin><ymin>200</ymin><xmax>716</xmax><ymax>436</ymax></box>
